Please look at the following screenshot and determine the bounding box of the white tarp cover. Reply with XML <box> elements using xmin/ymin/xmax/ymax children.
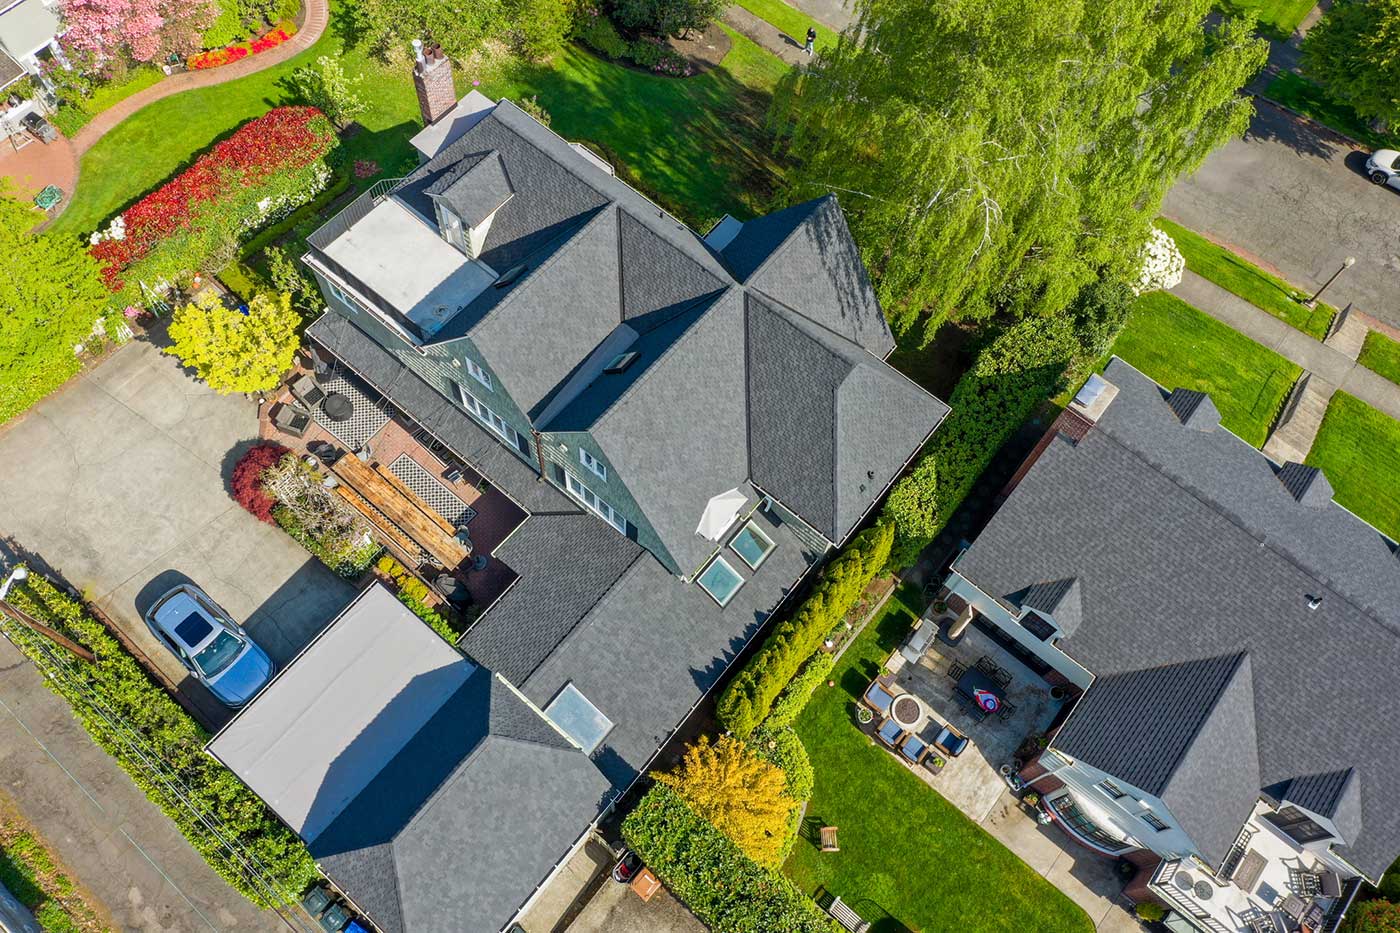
<box><xmin>696</xmin><ymin>487</ymin><xmax>748</xmax><ymax>541</ymax></box>
<box><xmin>206</xmin><ymin>583</ymin><xmax>475</xmax><ymax>842</ymax></box>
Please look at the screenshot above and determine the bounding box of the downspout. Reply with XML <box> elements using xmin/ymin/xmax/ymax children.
<box><xmin>532</xmin><ymin>429</ymin><xmax>547</xmax><ymax>479</ymax></box>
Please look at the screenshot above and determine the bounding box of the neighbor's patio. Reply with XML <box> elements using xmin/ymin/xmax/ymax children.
<box><xmin>866</xmin><ymin>602</ymin><xmax>1067</xmax><ymax>823</ymax></box>
<box><xmin>259</xmin><ymin>362</ymin><xmax>526</xmax><ymax>610</ymax></box>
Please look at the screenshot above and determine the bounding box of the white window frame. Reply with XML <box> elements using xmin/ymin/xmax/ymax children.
<box><xmin>455</xmin><ymin>383</ymin><xmax>522</xmax><ymax>451</ymax></box>
<box><xmin>728</xmin><ymin>519</ymin><xmax>775</xmax><ymax>570</ymax></box>
<box><xmin>565</xmin><ymin>471</ymin><xmax>626</xmax><ymax>534</ymax></box>
<box><xmin>697</xmin><ymin>555</ymin><xmax>744</xmax><ymax>607</ymax></box>
<box><xmin>579</xmin><ymin>447</ymin><xmax>606</xmax><ymax>481</ymax></box>
<box><xmin>465</xmin><ymin>357</ymin><xmax>492</xmax><ymax>390</ymax></box>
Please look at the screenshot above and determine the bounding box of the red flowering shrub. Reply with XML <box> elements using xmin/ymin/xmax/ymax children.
<box><xmin>231</xmin><ymin>442</ymin><xmax>288</xmax><ymax>523</ymax></box>
<box><xmin>90</xmin><ymin>105</ymin><xmax>336</xmax><ymax>290</ymax></box>
<box><xmin>187</xmin><ymin>22</ymin><xmax>294</xmax><ymax>69</ymax></box>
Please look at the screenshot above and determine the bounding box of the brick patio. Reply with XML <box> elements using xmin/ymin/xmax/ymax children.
<box><xmin>259</xmin><ymin>370</ymin><xmax>526</xmax><ymax>610</ymax></box>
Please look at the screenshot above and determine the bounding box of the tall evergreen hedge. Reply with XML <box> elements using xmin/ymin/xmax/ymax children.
<box><xmin>716</xmin><ymin>519</ymin><xmax>893</xmax><ymax>737</ymax></box>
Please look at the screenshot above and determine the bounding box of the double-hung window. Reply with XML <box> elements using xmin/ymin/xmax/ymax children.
<box><xmin>565</xmin><ymin>472</ymin><xmax>626</xmax><ymax>533</ymax></box>
<box><xmin>455</xmin><ymin>384</ymin><xmax>521</xmax><ymax>450</ymax></box>
<box><xmin>579</xmin><ymin>448</ymin><xmax>606</xmax><ymax>480</ymax></box>
<box><xmin>465</xmin><ymin>357</ymin><xmax>492</xmax><ymax>390</ymax></box>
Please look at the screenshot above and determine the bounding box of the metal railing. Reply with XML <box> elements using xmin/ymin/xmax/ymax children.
<box><xmin>307</xmin><ymin>176</ymin><xmax>405</xmax><ymax>250</ymax></box>
<box><xmin>1150</xmin><ymin>860</ymin><xmax>1233</xmax><ymax>933</ymax></box>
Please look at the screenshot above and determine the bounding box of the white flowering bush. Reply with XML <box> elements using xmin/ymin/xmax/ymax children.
<box><xmin>89</xmin><ymin>214</ymin><xmax>127</xmax><ymax>246</ymax></box>
<box><xmin>1133</xmin><ymin>226</ymin><xmax>1185</xmax><ymax>294</ymax></box>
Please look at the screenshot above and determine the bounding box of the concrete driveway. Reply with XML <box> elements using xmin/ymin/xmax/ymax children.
<box><xmin>0</xmin><ymin>336</ymin><xmax>355</xmax><ymax>729</ymax></box>
<box><xmin>1164</xmin><ymin>100</ymin><xmax>1400</xmax><ymax>329</ymax></box>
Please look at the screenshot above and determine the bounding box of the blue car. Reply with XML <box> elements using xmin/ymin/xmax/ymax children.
<box><xmin>143</xmin><ymin>584</ymin><xmax>275</xmax><ymax>707</ymax></box>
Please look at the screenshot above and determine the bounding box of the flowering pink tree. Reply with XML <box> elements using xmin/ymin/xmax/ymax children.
<box><xmin>61</xmin><ymin>0</ymin><xmax>217</xmax><ymax>63</ymax></box>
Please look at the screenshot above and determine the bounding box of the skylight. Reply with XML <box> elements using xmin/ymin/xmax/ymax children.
<box><xmin>545</xmin><ymin>683</ymin><xmax>613</xmax><ymax>753</ymax></box>
<box><xmin>697</xmin><ymin>556</ymin><xmax>744</xmax><ymax>607</ymax></box>
<box><xmin>729</xmin><ymin>520</ymin><xmax>775</xmax><ymax>570</ymax></box>
<box><xmin>604</xmin><ymin>351</ymin><xmax>640</xmax><ymax>374</ymax></box>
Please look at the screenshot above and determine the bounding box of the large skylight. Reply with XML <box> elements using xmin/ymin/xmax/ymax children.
<box><xmin>545</xmin><ymin>683</ymin><xmax>614</xmax><ymax>753</ymax></box>
<box><xmin>697</xmin><ymin>556</ymin><xmax>744</xmax><ymax>607</ymax></box>
<box><xmin>729</xmin><ymin>520</ymin><xmax>775</xmax><ymax>570</ymax></box>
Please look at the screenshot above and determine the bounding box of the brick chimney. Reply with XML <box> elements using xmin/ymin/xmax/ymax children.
<box><xmin>412</xmin><ymin>39</ymin><xmax>456</xmax><ymax>127</ymax></box>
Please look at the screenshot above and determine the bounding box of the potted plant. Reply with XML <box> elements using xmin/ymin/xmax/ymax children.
<box><xmin>1022</xmin><ymin>791</ymin><xmax>1040</xmax><ymax>808</ymax></box>
<box><xmin>930</xmin><ymin>755</ymin><xmax>945</xmax><ymax>768</ymax></box>
<box><xmin>1134</xmin><ymin>903</ymin><xmax>1165</xmax><ymax>923</ymax></box>
<box><xmin>856</xmin><ymin>705</ymin><xmax>873</xmax><ymax>725</ymax></box>
<box><xmin>932</xmin><ymin>599</ymin><xmax>948</xmax><ymax>614</ymax></box>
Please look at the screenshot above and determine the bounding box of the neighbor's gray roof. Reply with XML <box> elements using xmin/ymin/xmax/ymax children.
<box><xmin>722</xmin><ymin>196</ymin><xmax>894</xmax><ymax>357</ymax></box>
<box><xmin>746</xmin><ymin>294</ymin><xmax>948</xmax><ymax>541</ymax></box>
<box><xmin>311</xmin><ymin>670</ymin><xmax>609</xmax><ymax>933</ymax></box>
<box><xmin>957</xmin><ymin>357</ymin><xmax>1400</xmax><ymax>878</ymax></box>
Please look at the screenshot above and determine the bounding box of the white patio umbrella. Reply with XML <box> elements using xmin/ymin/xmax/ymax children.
<box><xmin>696</xmin><ymin>487</ymin><xmax>749</xmax><ymax>541</ymax></box>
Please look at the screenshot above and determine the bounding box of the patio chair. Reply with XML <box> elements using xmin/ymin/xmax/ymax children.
<box><xmin>290</xmin><ymin>372</ymin><xmax>326</xmax><ymax>408</ymax></box>
<box><xmin>271</xmin><ymin>402</ymin><xmax>311</xmax><ymax>438</ymax></box>
<box><xmin>992</xmin><ymin>668</ymin><xmax>1012</xmax><ymax>689</ymax></box>
<box><xmin>948</xmin><ymin>659</ymin><xmax>967</xmax><ymax>680</ymax></box>
<box><xmin>997</xmin><ymin>701</ymin><xmax>1018</xmax><ymax>722</ymax></box>
<box><xmin>900</xmin><ymin>733</ymin><xmax>929</xmax><ymax>764</ymax></box>
<box><xmin>876</xmin><ymin>718</ymin><xmax>905</xmax><ymax>748</ymax></box>
<box><xmin>1246</xmin><ymin>914</ymin><xmax>1280</xmax><ymax>933</ymax></box>
<box><xmin>863</xmin><ymin>680</ymin><xmax>896</xmax><ymax>717</ymax></box>
<box><xmin>934</xmin><ymin>724</ymin><xmax>970</xmax><ymax>758</ymax></box>
<box><xmin>1289</xmin><ymin>868</ymin><xmax>1322</xmax><ymax>898</ymax></box>
<box><xmin>975</xmin><ymin>655</ymin><xmax>998</xmax><ymax>675</ymax></box>
<box><xmin>819</xmin><ymin>826</ymin><xmax>839</xmax><ymax>852</ymax></box>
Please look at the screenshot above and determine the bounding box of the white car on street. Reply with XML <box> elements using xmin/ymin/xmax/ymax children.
<box><xmin>1366</xmin><ymin>149</ymin><xmax>1400</xmax><ymax>189</ymax></box>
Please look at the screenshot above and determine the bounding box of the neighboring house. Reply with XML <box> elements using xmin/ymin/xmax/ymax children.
<box><xmin>942</xmin><ymin>357</ymin><xmax>1398</xmax><ymax>933</ymax></box>
<box><xmin>208</xmin><ymin>46</ymin><xmax>948</xmax><ymax>933</ymax></box>
<box><xmin>0</xmin><ymin>0</ymin><xmax>61</xmax><ymax>92</ymax></box>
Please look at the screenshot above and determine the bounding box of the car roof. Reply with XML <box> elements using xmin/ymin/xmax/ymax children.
<box><xmin>152</xmin><ymin>590</ymin><xmax>222</xmax><ymax>651</ymax></box>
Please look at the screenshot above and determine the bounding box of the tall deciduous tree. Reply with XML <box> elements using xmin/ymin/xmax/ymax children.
<box><xmin>0</xmin><ymin>188</ymin><xmax>111</xmax><ymax>424</ymax></box>
<box><xmin>771</xmin><ymin>0</ymin><xmax>1266</xmax><ymax>339</ymax></box>
<box><xmin>655</xmin><ymin>736</ymin><xmax>795</xmax><ymax>867</ymax></box>
<box><xmin>289</xmin><ymin>56</ymin><xmax>368</xmax><ymax>130</ymax></box>
<box><xmin>1302</xmin><ymin>0</ymin><xmax>1400</xmax><ymax>129</ymax></box>
<box><xmin>167</xmin><ymin>291</ymin><xmax>300</xmax><ymax>394</ymax></box>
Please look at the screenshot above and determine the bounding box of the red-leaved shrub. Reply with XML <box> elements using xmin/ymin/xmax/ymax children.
<box><xmin>231</xmin><ymin>443</ymin><xmax>288</xmax><ymax>523</ymax></box>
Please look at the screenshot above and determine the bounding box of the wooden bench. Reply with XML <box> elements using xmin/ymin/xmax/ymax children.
<box><xmin>827</xmin><ymin>896</ymin><xmax>870</xmax><ymax>933</ymax></box>
<box><xmin>331</xmin><ymin>455</ymin><xmax>469</xmax><ymax>567</ymax></box>
<box><xmin>335</xmin><ymin>485</ymin><xmax>422</xmax><ymax>561</ymax></box>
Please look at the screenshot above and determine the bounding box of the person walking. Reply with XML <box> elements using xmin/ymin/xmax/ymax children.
<box><xmin>804</xmin><ymin>26</ymin><xmax>816</xmax><ymax>56</ymax></box>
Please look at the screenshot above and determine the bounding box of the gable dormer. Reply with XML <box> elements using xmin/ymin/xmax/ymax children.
<box><xmin>426</xmin><ymin>150</ymin><xmax>515</xmax><ymax>259</ymax></box>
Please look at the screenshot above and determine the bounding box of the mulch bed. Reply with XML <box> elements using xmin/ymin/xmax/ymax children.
<box><xmin>668</xmin><ymin>20</ymin><xmax>731</xmax><ymax>75</ymax></box>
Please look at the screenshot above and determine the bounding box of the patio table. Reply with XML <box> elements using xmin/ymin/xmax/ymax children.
<box><xmin>323</xmin><ymin>392</ymin><xmax>353</xmax><ymax>422</ymax></box>
<box><xmin>956</xmin><ymin>667</ymin><xmax>1005</xmax><ymax>715</ymax></box>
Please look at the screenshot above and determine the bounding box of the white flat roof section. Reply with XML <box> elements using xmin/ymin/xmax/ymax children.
<box><xmin>321</xmin><ymin>198</ymin><xmax>496</xmax><ymax>338</ymax></box>
<box><xmin>207</xmin><ymin>583</ymin><xmax>475</xmax><ymax>842</ymax></box>
<box><xmin>0</xmin><ymin>0</ymin><xmax>58</xmax><ymax>61</ymax></box>
<box><xmin>410</xmin><ymin>90</ymin><xmax>498</xmax><ymax>161</ymax></box>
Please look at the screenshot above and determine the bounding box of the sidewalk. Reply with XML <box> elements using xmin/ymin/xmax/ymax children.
<box><xmin>70</xmin><ymin>0</ymin><xmax>329</xmax><ymax>158</ymax></box>
<box><xmin>722</xmin><ymin>7</ymin><xmax>809</xmax><ymax>65</ymax></box>
<box><xmin>0</xmin><ymin>635</ymin><xmax>275</xmax><ymax>932</ymax></box>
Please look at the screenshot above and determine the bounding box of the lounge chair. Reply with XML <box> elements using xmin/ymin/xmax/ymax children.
<box><xmin>900</xmin><ymin>733</ymin><xmax>929</xmax><ymax>764</ymax></box>
<box><xmin>934</xmin><ymin>724</ymin><xmax>970</xmax><ymax>758</ymax></box>
<box><xmin>271</xmin><ymin>401</ymin><xmax>311</xmax><ymax>438</ymax></box>
<box><xmin>863</xmin><ymin>680</ymin><xmax>895</xmax><ymax>717</ymax></box>
<box><xmin>876</xmin><ymin>718</ymin><xmax>905</xmax><ymax>747</ymax></box>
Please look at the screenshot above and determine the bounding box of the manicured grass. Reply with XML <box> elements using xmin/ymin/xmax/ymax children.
<box><xmin>0</xmin><ymin>820</ymin><xmax>108</xmax><ymax>933</ymax></box>
<box><xmin>54</xmin><ymin>15</ymin><xmax>786</xmax><ymax>239</ymax></box>
<box><xmin>1157</xmin><ymin>218</ymin><xmax>1334</xmax><ymax>340</ymax></box>
<box><xmin>732</xmin><ymin>0</ymin><xmax>836</xmax><ymax>50</ymax></box>
<box><xmin>1264</xmin><ymin>71</ymin><xmax>1400</xmax><ymax>151</ymax></box>
<box><xmin>1108</xmin><ymin>291</ymin><xmax>1302</xmax><ymax>447</ymax></box>
<box><xmin>786</xmin><ymin>584</ymin><xmax>1095</xmax><ymax>933</ymax></box>
<box><xmin>1217</xmin><ymin>0</ymin><xmax>1316</xmax><ymax>40</ymax></box>
<box><xmin>1306</xmin><ymin>392</ymin><xmax>1400</xmax><ymax>542</ymax></box>
<box><xmin>1358</xmin><ymin>331</ymin><xmax>1400</xmax><ymax>387</ymax></box>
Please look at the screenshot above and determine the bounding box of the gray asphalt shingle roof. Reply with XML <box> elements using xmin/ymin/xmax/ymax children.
<box><xmin>426</xmin><ymin>150</ymin><xmax>515</xmax><ymax>228</ymax></box>
<box><xmin>956</xmin><ymin>357</ymin><xmax>1400</xmax><ymax>878</ymax></box>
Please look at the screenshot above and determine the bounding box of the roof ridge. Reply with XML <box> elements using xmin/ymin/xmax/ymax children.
<box><xmin>739</xmin><ymin>196</ymin><xmax>832</xmax><ymax>283</ymax></box>
<box><xmin>472</xmin><ymin>204</ymin><xmax>612</xmax><ymax>330</ymax></box>
<box><xmin>521</xmin><ymin>552</ymin><xmax>651</xmax><ymax>688</ymax></box>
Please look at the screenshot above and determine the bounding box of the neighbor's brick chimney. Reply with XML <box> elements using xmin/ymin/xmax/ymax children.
<box><xmin>413</xmin><ymin>39</ymin><xmax>456</xmax><ymax>127</ymax></box>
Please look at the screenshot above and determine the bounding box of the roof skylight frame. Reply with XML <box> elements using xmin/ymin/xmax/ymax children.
<box><xmin>544</xmin><ymin>682</ymin><xmax>614</xmax><ymax>754</ymax></box>
<box><xmin>604</xmin><ymin>351</ymin><xmax>640</xmax><ymax>374</ymax></box>
<box><xmin>697</xmin><ymin>555</ymin><xmax>745</xmax><ymax>607</ymax></box>
<box><xmin>729</xmin><ymin>520</ymin><xmax>776</xmax><ymax>570</ymax></box>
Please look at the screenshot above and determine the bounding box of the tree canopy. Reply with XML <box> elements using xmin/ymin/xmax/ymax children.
<box><xmin>654</xmin><ymin>736</ymin><xmax>795</xmax><ymax>867</ymax></box>
<box><xmin>0</xmin><ymin>188</ymin><xmax>111</xmax><ymax>424</ymax></box>
<box><xmin>167</xmin><ymin>291</ymin><xmax>300</xmax><ymax>394</ymax></box>
<box><xmin>347</xmin><ymin>0</ymin><xmax>573</xmax><ymax>60</ymax></box>
<box><xmin>1302</xmin><ymin>0</ymin><xmax>1400</xmax><ymax>128</ymax></box>
<box><xmin>771</xmin><ymin>0</ymin><xmax>1266</xmax><ymax>339</ymax></box>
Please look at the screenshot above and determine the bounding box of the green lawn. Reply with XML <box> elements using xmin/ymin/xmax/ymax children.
<box><xmin>1108</xmin><ymin>291</ymin><xmax>1302</xmax><ymax>447</ymax></box>
<box><xmin>1157</xmin><ymin>218</ymin><xmax>1334</xmax><ymax>340</ymax></box>
<box><xmin>1358</xmin><ymin>331</ymin><xmax>1400</xmax><ymax>387</ymax></box>
<box><xmin>53</xmin><ymin>14</ymin><xmax>786</xmax><ymax>240</ymax></box>
<box><xmin>786</xmin><ymin>585</ymin><xmax>1094</xmax><ymax>933</ymax></box>
<box><xmin>1306</xmin><ymin>392</ymin><xmax>1400</xmax><ymax>542</ymax></box>
<box><xmin>1217</xmin><ymin>0</ymin><xmax>1316</xmax><ymax>40</ymax></box>
<box><xmin>0</xmin><ymin>821</ymin><xmax>106</xmax><ymax>933</ymax></box>
<box><xmin>731</xmin><ymin>0</ymin><xmax>836</xmax><ymax>50</ymax></box>
<box><xmin>1264</xmin><ymin>71</ymin><xmax>1400</xmax><ymax>151</ymax></box>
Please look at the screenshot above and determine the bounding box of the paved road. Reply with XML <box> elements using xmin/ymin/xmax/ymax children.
<box><xmin>1164</xmin><ymin>101</ymin><xmax>1400</xmax><ymax>330</ymax></box>
<box><xmin>0</xmin><ymin>334</ymin><xmax>354</xmax><ymax>730</ymax></box>
<box><xmin>0</xmin><ymin>636</ymin><xmax>278</xmax><ymax>931</ymax></box>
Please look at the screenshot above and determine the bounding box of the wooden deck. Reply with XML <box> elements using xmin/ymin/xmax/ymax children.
<box><xmin>331</xmin><ymin>454</ymin><xmax>471</xmax><ymax>568</ymax></box>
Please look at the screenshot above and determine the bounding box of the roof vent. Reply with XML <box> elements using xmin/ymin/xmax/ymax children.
<box><xmin>1307</xmin><ymin>595</ymin><xmax>1323</xmax><ymax>611</ymax></box>
<box><xmin>493</xmin><ymin>263</ymin><xmax>528</xmax><ymax>289</ymax></box>
<box><xmin>604</xmin><ymin>351</ymin><xmax>640</xmax><ymax>374</ymax></box>
<box><xmin>1276</xmin><ymin>461</ymin><xmax>1333</xmax><ymax>509</ymax></box>
<box><xmin>1166</xmin><ymin>388</ymin><xmax>1221</xmax><ymax>431</ymax></box>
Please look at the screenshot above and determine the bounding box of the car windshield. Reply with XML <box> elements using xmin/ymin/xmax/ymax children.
<box><xmin>192</xmin><ymin>630</ymin><xmax>244</xmax><ymax>677</ymax></box>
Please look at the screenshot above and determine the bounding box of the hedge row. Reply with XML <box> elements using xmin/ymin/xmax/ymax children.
<box><xmin>716</xmin><ymin>519</ymin><xmax>893</xmax><ymax>738</ymax></box>
<box><xmin>621</xmin><ymin>784</ymin><xmax>839</xmax><ymax>933</ymax></box>
<box><xmin>762</xmin><ymin>651</ymin><xmax>835</xmax><ymax>732</ymax></box>
<box><xmin>4</xmin><ymin>573</ymin><xmax>317</xmax><ymax>903</ymax></box>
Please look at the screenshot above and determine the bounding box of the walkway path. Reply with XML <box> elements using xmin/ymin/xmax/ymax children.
<box><xmin>1170</xmin><ymin>269</ymin><xmax>1400</xmax><ymax>457</ymax></box>
<box><xmin>722</xmin><ymin>6</ymin><xmax>810</xmax><ymax>65</ymax></box>
<box><xmin>70</xmin><ymin>0</ymin><xmax>328</xmax><ymax>157</ymax></box>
